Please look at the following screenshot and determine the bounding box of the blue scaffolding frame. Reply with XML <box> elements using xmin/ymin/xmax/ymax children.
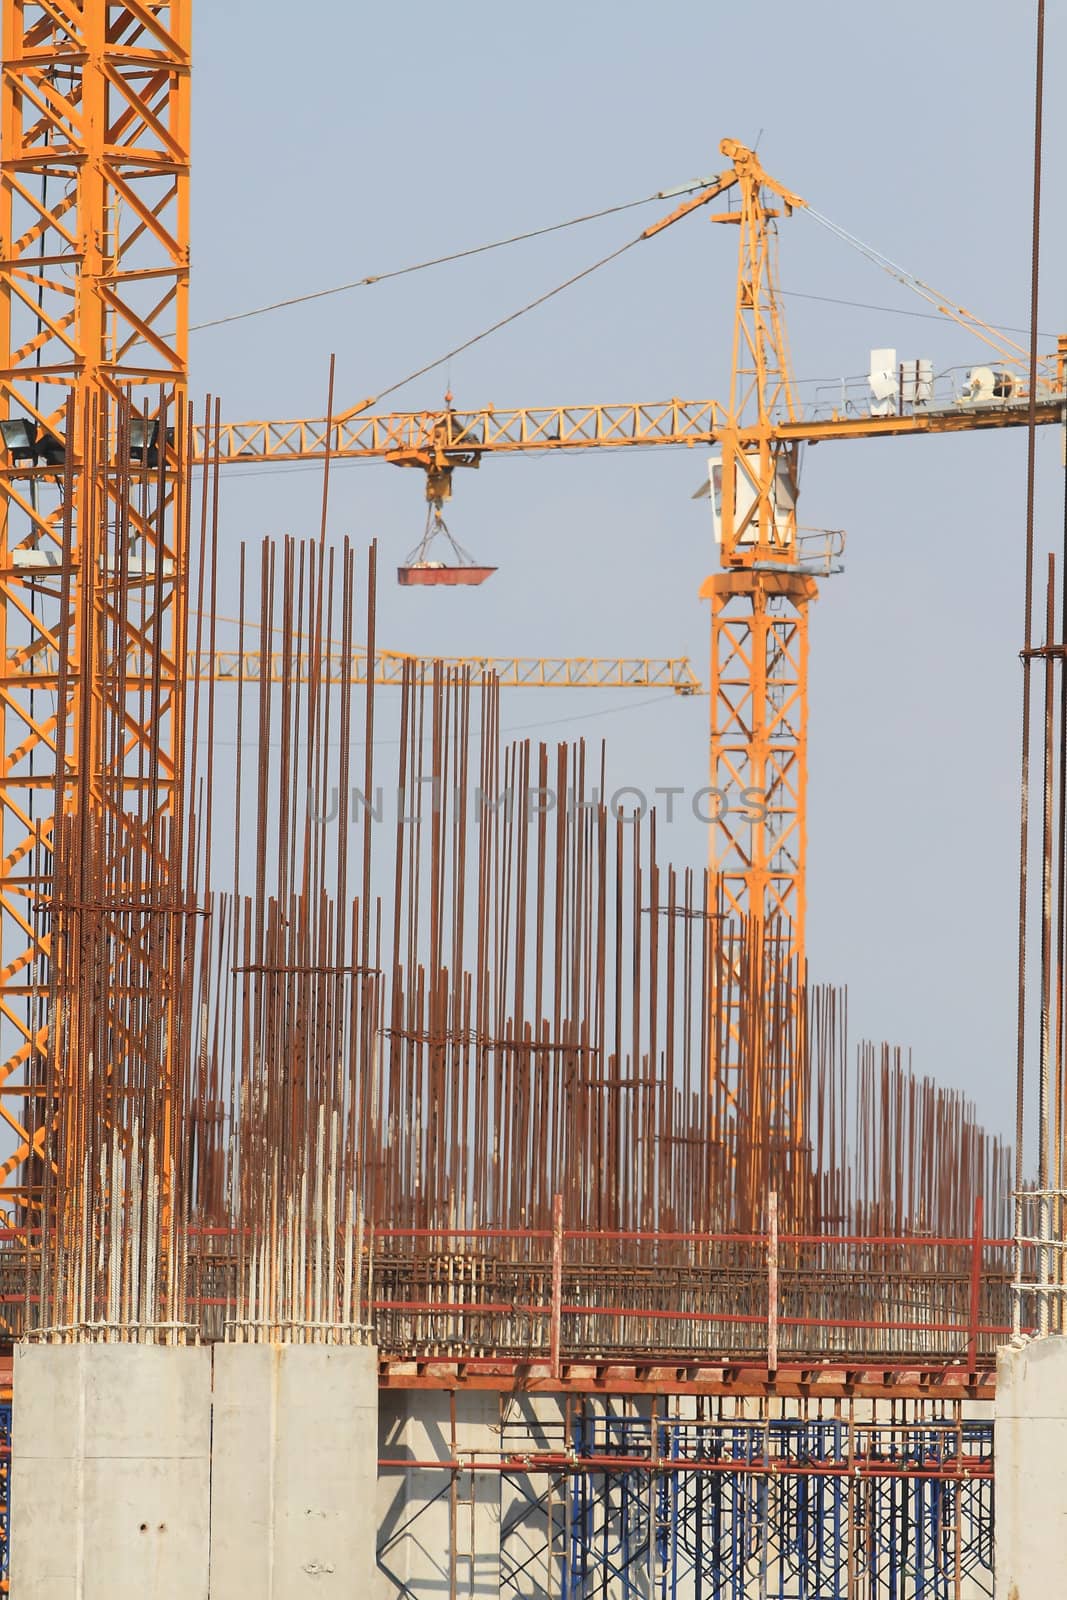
<box><xmin>563</xmin><ymin>1410</ymin><xmax>993</xmax><ymax>1600</ymax></box>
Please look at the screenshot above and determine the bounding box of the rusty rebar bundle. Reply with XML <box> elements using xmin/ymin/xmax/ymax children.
<box><xmin>22</xmin><ymin>487</ymin><xmax>1013</xmax><ymax>1352</ymax></box>
<box><xmin>29</xmin><ymin>394</ymin><xmax>207</xmax><ymax>1343</ymax></box>
<box><xmin>178</xmin><ymin>537</ymin><xmax>1012</xmax><ymax>1344</ymax></box>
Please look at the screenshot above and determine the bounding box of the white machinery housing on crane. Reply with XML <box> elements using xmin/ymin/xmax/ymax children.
<box><xmin>960</xmin><ymin>366</ymin><xmax>1019</xmax><ymax>404</ymax></box>
<box><xmin>868</xmin><ymin>350</ymin><xmax>934</xmax><ymax>415</ymax></box>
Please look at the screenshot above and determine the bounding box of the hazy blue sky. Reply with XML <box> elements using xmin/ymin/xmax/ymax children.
<box><xmin>188</xmin><ymin>2</ymin><xmax>1066</xmax><ymax>1141</ymax></box>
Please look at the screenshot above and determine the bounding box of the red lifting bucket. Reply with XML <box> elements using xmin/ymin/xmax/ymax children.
<box><xmin>398</xmin><ymin>563</ymin><xmax>497</xmax><ymax>588</ymax></box>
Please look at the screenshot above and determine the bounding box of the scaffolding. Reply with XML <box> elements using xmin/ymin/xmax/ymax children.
<box><xmin>566</xmin><ymin>1411</ymin><xmax>994</xmax><ymax>1599</ymax></box>
<box><xmin>378</xmin><ymin>1394</ymin><xmax>994</xmax><ymax>1600</ymax></box>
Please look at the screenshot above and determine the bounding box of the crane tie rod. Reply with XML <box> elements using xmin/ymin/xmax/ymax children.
<box><xmin>187</xmin><ymin>181</ymin><xmax>715</xmax><ymax>334</ymax></box>
<box><xmin>340</xmin><ymin>173</ymin><xmax>736</xmax><ymax>418</ymax></box>
<box><xmin>366</xmin><ymin>238</ymin><xmax>640</xmax><ymax>411</ymax></box>
<box><xmin>804</xmin><ymin>205</ymin><xmax>1038</xmax><ymax>368</ymax></box>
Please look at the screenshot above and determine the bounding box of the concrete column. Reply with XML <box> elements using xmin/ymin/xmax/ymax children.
<box><xmin>10</xmin><ymin>1343</ymin><xmax>212</xmax><ymax>1600</ymax></box>
<box><xmin>996</xmin><ymin>1335</ymin><xmax>1067</xmax><ymax>1600</ymax></box>
<box><xmin>209</xmin><ymin>1343</ymin><xmax>379</xmax><ymax>1599</ymax></box>
<box><xmin>377</xmin><ymin>1389</ymin><xmax>501</xmax><ymax>1600</ymax></box>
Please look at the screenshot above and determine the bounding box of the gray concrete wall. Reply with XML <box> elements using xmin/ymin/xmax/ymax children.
<box><xmin>996</xmin><ymin>1335</ymin><xmax>1067</xmax><ymax>1599</ymax></box>
<box><xmin>10</xmin><ymin>1343</ymin><xmax>212</xmax><ymax>1600</ymax></box>
<box><xmin>210</xmin><ymin>1343</ymin><xmax>379</xmax><ymax>1599</ymax></box>
<box><xmin>10</xmin><ymin>1343</ymin><xmax>378</xmax><ymax>1600</ymax></box>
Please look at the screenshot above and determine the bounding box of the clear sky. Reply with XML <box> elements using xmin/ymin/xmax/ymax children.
<box><xmin>188</xmin><ymin>2</ymin><xmax>1066</xmax><ymax>1143</ymax></box>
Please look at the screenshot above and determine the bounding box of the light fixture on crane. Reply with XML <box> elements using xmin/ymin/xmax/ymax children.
<box><xmin>127</xmin><ymin>418</ymin><xmax>175</xmax><ymax>469</ymax></box>
<box><xmin>0</xmin><ymin>418</ymin><xmax>65</xmax><ymax>467</ymax></box>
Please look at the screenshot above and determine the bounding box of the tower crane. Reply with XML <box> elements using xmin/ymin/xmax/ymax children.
<box><xmin>0</xmin><ymin>2</ymin><xmax>1064</xmax><ymax>1212</ymax></box>
<box><xmin>200</xmin><ymin>143</ymin><xmax>1067</xmax><ymax>975</ymax></box>
<box><xmin>195</xmin><ymin>140</ymin><xmax>1067</xmax><ymax>1128</ymax></box>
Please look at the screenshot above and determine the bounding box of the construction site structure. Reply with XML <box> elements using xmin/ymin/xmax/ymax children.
<box><xmin>0</xmin><ymin>3</ymin><xmax>1060</xmax><ymax>1291</ymax></box>
<box><xmin>0</xmin><ymin>5</ymin><xmax>1065</xmax><ymax>1597</ymax></box>
<box><xmin>1</xmin><ymin>24</ymin><xmax>1065</xmax><ymax>1203</ymax></box>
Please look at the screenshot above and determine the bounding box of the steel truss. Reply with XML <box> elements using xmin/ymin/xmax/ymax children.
<box><xmin>0</xmin><ymin>2</ymin><xmax>190</xmax><ymax>1219</ymax></box>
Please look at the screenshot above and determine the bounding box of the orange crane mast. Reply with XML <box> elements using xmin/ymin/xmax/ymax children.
<box><xmin>0</xmin><ymin>2</ymin><xmax>190</xmax><ymax>1218</ymax></box>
